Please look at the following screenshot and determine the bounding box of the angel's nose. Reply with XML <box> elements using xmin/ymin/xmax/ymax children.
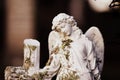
<box><xmin>52</xmin><ymin>26</ymin><xmax>55</xmax><ymax>30</ymax></box>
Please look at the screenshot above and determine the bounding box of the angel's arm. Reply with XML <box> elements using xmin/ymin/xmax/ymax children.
<box><xmin>33</xmin><ymin>31</ymin><xmax>61</xmax><ymax>79</ymax></box>
<box><xmin>34</xmin><ymin>53</ymin><xmax>60</xmax><ymax>80</ymax></box>
<box><xmin>48</xmin><ymin>31</ymin><xmax>60</xmax><ymax>54</ymax></box>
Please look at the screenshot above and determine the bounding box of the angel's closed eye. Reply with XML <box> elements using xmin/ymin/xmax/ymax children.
<box><xmin>56</xmin><ymin>28</ymin><xmax>61</xmax><ymax>32</ymax></box>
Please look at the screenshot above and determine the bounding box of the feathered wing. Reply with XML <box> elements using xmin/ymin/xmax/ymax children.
<box><xmin>85</xmin><ymin>26</ymin><xmax>104</xmax><ymax>73</ymax></box>
<box><xmin>48</xmin><ymin>30</ymin><xmax>60</xmax><ymax>55</ymax></box>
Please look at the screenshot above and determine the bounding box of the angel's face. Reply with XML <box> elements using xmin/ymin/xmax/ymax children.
<box><xmin>56</xmin><ymin>23</ymin><xmax>72</xmax><ymax>36</ymax></box>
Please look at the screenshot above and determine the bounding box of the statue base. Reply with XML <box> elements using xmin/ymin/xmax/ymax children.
<box><xmin>4</xmin><ymin>66</ymin><xmax>38</xmax><ymax>80</ymax></box>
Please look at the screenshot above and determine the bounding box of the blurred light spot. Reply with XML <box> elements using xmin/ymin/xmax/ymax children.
<box><xmin>88</xmin><ymin>0</ymin><xmax>113</xmax><ymax>12</ymax></box>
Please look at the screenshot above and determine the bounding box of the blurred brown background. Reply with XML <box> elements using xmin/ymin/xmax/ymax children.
<box><xmin>0</xmin><ymin>0</ymin><xmax>120</xmax><ymax>80</ymax></box>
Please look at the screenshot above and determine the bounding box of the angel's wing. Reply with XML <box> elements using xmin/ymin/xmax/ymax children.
<box><xmin>48</xmin><ymin>31</ymin><xmax>60</xmax><ymax>55</ymax></box>
<box><xmin>85</xmin><ymin>26</ymin><xmax>104</xmax><ymax>73</ymax></box>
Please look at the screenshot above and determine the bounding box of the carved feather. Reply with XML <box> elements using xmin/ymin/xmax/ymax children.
<box><xmin>85</xmin><ymin>26</ymin><xmax>104</xmax><ymax>73</ymax></box>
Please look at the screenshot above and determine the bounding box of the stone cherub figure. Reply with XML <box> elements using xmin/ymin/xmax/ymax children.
<box><xmin>35</xmin><ymin>13</ymin><xmax>104</xmax><ymax>80</ymax></box>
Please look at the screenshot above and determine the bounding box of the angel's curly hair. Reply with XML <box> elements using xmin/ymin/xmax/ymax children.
<box><xmin>52</xmin><ymin>13</ymin><xmax>77</xmax><ymax>30</ymax></box>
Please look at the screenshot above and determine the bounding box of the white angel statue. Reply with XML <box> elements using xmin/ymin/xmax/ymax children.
<box><xmin>35</xmin><ymin>13</ymin><xmax>104</xmax><ymax>80</ymax></box>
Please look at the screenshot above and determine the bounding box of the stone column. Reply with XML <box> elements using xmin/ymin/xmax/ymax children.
<box><xmin>5</xmin><ymin>0</ymin><xmax>36</xmax><ymax>66</ymax></box>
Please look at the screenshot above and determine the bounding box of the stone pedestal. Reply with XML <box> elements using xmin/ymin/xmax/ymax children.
<box><xmin>5</xmin><ymin>39</ymin><xmax>40</xmax><ymax>80</ymax></box>
<box><xmin>23</xmin><ymin>39</ymin><xmax>40</xmax><ymax>76</ymax></box>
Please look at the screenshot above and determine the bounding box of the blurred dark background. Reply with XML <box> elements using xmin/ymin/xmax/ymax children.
<box><xmin>0</xmin><ymin>0</ymin><xmax>120</xmax><ymax>80</ymax></box>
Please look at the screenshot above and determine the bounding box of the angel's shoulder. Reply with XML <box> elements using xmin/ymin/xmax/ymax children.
<box><xmin>49</xmin><ymin>31</ymin><xmax>59</xmax><ymax>37</ymax></box>
<box><xmin>48</xmin><ymin>31</ymin><xmax>61</xmax><ymax>46</ymax></box>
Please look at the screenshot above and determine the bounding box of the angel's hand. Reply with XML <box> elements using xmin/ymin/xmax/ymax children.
<box><xmin>51</xmin><ymin>46</ymin><xmax>59</xmax><ymax>54</ymax></box>
<box><xmin>32</xmin><ymin>69</ymin><xmax>47</xmax><ymax>79</ymax></box>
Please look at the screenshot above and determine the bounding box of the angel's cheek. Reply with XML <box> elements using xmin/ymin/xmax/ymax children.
<box><xmin>64</xmin><ymin>24</ymin><xmax>72</xmax><ymax>36</ymax></box>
